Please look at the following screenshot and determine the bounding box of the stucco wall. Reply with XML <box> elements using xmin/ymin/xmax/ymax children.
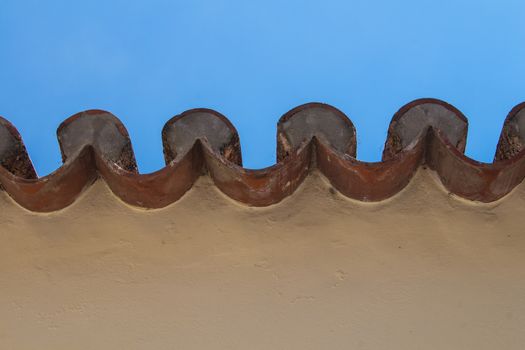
<box><xmin>1</xmin><ymin>170</ymin><xmax>524</xmax><ymax>349</ymax></box>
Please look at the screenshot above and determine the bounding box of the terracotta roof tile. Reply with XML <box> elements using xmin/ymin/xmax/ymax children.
<box><xmin>0</xmin><ymin>98</ymin><xmax>524</xmax><ymax>212</ymax></box>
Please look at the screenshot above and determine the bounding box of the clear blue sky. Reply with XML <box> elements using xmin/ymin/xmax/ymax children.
<box><xmin>1</xmin><ymin>0</ymin><xmax>524</xmax><ymax>175</ymax></box>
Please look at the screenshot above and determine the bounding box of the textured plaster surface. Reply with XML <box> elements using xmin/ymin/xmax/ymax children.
<box><xmin>0</xmin><ymin>170</ymin><xmax>524</xmax><ymax>349</ymax></box>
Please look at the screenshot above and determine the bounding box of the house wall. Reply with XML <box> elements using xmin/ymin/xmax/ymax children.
<box><xmin>1</xmin><ymin>170</ymin><xmax>524</xmax><ymax>349</ymax></box>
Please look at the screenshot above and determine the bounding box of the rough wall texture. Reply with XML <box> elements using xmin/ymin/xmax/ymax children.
<box><xmin>0</xmin><ymin>170</ymin><xmax>524</xmax><ymax>349</ymax></box>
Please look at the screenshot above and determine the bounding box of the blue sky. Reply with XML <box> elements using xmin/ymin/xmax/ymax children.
<box><xmin>1</xmin><ymin>0</ymin><xmax>524</xmax><ymax>175</ymax></box>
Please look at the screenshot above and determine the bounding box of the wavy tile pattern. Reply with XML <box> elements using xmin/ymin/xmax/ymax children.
<box><xmin>0</xmin><ymin>98</ymin><xmax>524</xmax><ymax>212</ymax></box>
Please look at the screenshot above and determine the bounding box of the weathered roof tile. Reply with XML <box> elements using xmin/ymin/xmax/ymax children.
<box><xmin>0</xmin><ymin>98</ymin><xmax>524</xmax><ymax>212</ymax></box>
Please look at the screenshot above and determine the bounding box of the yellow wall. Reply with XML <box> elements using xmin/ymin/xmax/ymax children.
<box><xmin>1</xmin><ymin>170</ymin><xmax>524</xmax><ymax>349</ymax></box>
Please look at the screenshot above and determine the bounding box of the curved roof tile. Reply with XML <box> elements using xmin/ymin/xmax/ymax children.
<box><xmin>0</xmin><ymin>98</ymin><xmax>524</xmax><ymax>212</ymax></box>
